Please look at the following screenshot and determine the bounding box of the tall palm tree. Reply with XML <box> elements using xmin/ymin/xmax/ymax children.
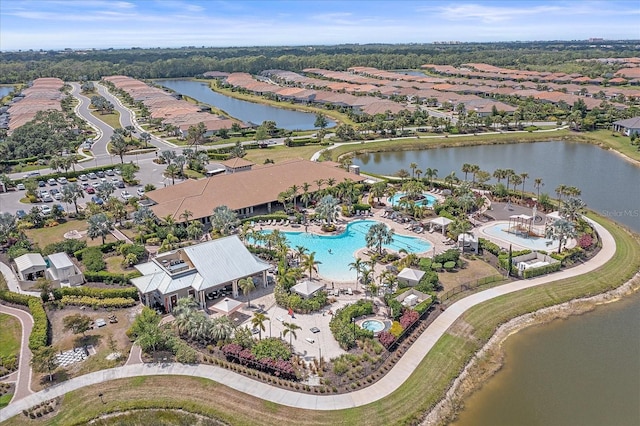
<box><xmin>469</xmin><ymin>164</ymin><xmax>480</xmax><ymax>186</ymax></box>
<box><xmin>424</xmin><ymin>168</ymin><xmax>438</xmax><ymax>189</ymax></box>
<box><xmin>250</xmin><ymin>312</ymin><xmax>268</xmax><ymax>340</ymax></box>
<box><xmin>294</xmin><ymin>245</ymin><xmax>308</xmax><ymax>263</ymax></box>
<box><xmin>209</xmin><ymin>316</ymin><xmax>234</xmax><ymax>343</ymax></box>
<box><xmin>461</xmin><ymin>163</ymin><xmax>472</xmax><ymax>181</ymax></box>
<box><xmin>545</xmin><ymin>218</ymin><xmax>577</xmax><ymax>254</ymax></box>
<box><xmin>302</xmin><ymin>252</ymin><xmax>321</xmax><ymax>280</ymax></box>
<box><xmin>348</xmin><ymin>257</ymin><xmax>364</xmax><ymax>289</ymax></box>
<box><xmin>210</xmin><ymin>205</ymin><xmax>239</xmax><ymax>236</ymax></box>
<box><xmin>555</xmin><ymin>184</ymin><xmax>568</xmax><ymax>206</ymax></box>
<box><xmin>409</xmin><ymin>162</ymin><xmax>418</xmax><ymax>179</ymax></box>
<box><xmin>560</xmin><ymin>197</ymin><xmax>586</xmax><ymax>223</ymax></box>
<box><xmin>493</xmin><ymin>168</ymin><xmax>506</xmax><ymax>184</ymax></box>
<box><xmin>238</xmin><ymin>277</ymin><xmax>256</xmax><ymax>308</ymax></box>
<box><xmin>534</xmin><ymin>178</ymin><xmax>544</xmax><ymax>199</ymax></box>
<box><xmin>61</xmin><ymin>183</ymin><xmax>84</xmax><ymax>214</ymax></box>
<box><xmin>282</xmin><ymin>321</ymin><xmax>301</xmax><ymax>349</ymax></box>
<box><xmin>180</xmin><ymin>210</ymin><xmax>193</xmax><ymax>223</ymax></box>
<box><xmin>87</xmin><ymin>213</ymin><xmax>114</xmax><ymax>244</ymax></box>
<box><xmin>365</xmin><ymin>223</ymin><xmax>395</xmax><ymax>255</ymax></box>
<box><xmin>519</xmin><ymin>173</ymin><xmax>529</xmax><ymax>198</ymax></box>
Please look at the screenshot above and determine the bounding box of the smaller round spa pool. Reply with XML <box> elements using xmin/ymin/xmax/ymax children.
<box><xmin>361</xmin><ymin>319</ymin><xmax>386</xmax><ymax>333</ymax></box>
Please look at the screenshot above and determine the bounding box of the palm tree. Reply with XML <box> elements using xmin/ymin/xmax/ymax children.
<box><xmin>238</xmin><ymin>277</ymin><xmax>256</xmax><ymax>308</ymax></box>
<box><xmin>469</xmin><ymin>164</ymin><xmax>480</xmax><ymax>186</ymax></box>
<box><xmin>370</xmin><ymin>181</ymin><xmax>387</xmax><ymax>204</ymax></box>
<box><xmin>534</xmin><ymin>178</ymin><xmax>544</xmax><ymax>199</ymax></box>
<box><xmin>560</xmin><ymin>197</ymin><xmax>586</xmax><ymax>223</ymax></box>
<box><xmin>493</xmin><ymin>168</ymin><xmax>506</xmax><ymax>184</ymax></box>
<box><xmin>61</xmin><ymin>183</ymin><xmax>84</xmax><ymax>214</ymax></box>
<box><xmin>555</xmin><ymin>184</ymin><xmax>568</xmax><ymax>206</ymax></box>
<box><xmin>519</xmin><ymin>173</ymin><xmax>529</xmax><ymax>198</ymax></box>
<box><xmin>424</xmin><ymin>167</ymin><xmax>438</xmax><ymax>189</ymax></box>
<box><xmin>87</xmin><ymin>213</ymin><xmax>114</xmax><ymax>244</ymax></box>
<box><xmin>289</xmin><ymin>184</ymin><xmax>299</xmax><ymax>209</ymax></box>
<box><xmin>110</xmin><ymin>134</ymin><xmax>129</xmax><ymax>164</ymax></box>
<box><xmin>545</xmin><ymin>218</ymin><xmax>577</xmax><ymax>253</ymax></box>
<box><xmin>504</xmin><ymin>169</ymin><xmax>515</xmax><ymax>193</ymax></box>
<box><xmin>293</xmin><ymin>245</ymin><xmax>307</xmax><ymax>263</ymax></box>
<box><xmin>315</xmin><ymin>195</ymin><xmax>341</xmax><ymax>226</ymax></box>
<box><xmin>510</xmin><ymin>175</ymin><xmax>523</xmax><ymax>199</ymax></box>
<box><xmin>165</xmin><ymin>163</ymin><xmax>181</xmax><ymax>185</ymax></box>
<box><xmin>365</xmin><ymin>222</ymin><xmax>395</xmax><ymax>255</ymax></box>
<box><xmin>210</xmin><ymin>205</ymin><xmax>239</xmax><ymax>236</ymax></box>
<box><xmin>282</xmin><ymin>321</ymin><xmax>301</xmax><ymax>349</ymax></box>
<box><xmin>461</xmin><ymin>163</ymin><xmax>472</xmax><ymax>181</ymax></box>
<box><xmin>348</xmin><ymin>257</ymin><xmax>364</xmax><ymax>290</ymax></box>
<box><xmin>409</xmin><ymin>162</ymin><xmax>418</xmax><ymax>179</ymax></box>
<box><xmin>444</xmin><ymin>171</ymin><xmax>459</xmax><ymax>190</ymax></box>
<box><xmin>251</xmin><ymin>312</ymin><xmax>268</xmax><ymax>340</ymax></box>
<box><xmin>180</xmin><ymin>210</ymin><xmax>193</xmax><ymax>223</ymax></box>
<box><xmin>209</xmin><ymin>316</ymin><xmax>234</xmax><ymax>342</ymax></box>
<box><xmin>302</xmin><ymin>252</ymin><xmax>320</xmax><ymax>280</ymax></box>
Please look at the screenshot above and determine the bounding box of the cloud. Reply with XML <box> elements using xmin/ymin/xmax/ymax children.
<box><xmin>430</xmin><ymin>3</ymin><xmax>563</xmax><ymax>23</ymax></box>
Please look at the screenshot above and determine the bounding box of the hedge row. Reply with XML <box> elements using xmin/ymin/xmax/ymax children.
<box><xmin>83</xmin><ymin>271</ymin><xmax>141</xmax><ymax>285</ymax></box>
<box><xmin>73</xmin><ymin>241</ymin><xmax>124</xmax><ymax>259</ymax></box>
<box><xmin>550</xmin><ymin>247</ymin><xmax>585</xmax><ymax>264</ymax></box>
<box><xmin>0</xmin><ymin>290</ymin><xmax>51</xmax><ymax>351</ymax></box>
<box><xmin>28</xmin><ymin>299</ymin><xmax>49</xmax><ymax>350</ymax></box>
<box><xmin>60</xmin><ymin>295</ymin><xmax>137</xmax><ymax>309</ymax></box>
<box><xmin>522</xmin><ymin>262</ymin><xmax>563</xmax><ymax>278</ymax></box>
<box><xmin>53</xmin><ymin>286</ymin><xmax>139</xmax><ymax>300</ymax></box>
<box><xmin>478</xmin><ymin>238</ymin><xmax>501</xmax><ymax>256</ymax></box>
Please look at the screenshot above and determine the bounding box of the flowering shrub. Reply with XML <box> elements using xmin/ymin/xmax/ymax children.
<box><xmin>399</xmin><ymin>310</ymin><xmax>419</xmax><ymax>329</ymax></box>
<box><xmin>221</xmin><ymin>343</ymin><xmax>243</xmax><ymax>359</ymax></box>
<box><xmin>389</xmin><ymin>321</ymin><xmax>404</xmax><ymax>338</ymax></box>
<box><xmin>578</xmin><ymin>233</ymin><xmax>593</xmax><ymax>249</ymax></box>
<box><xmin>378</xmin><ymin>331</ymin><xmax>396</xmax><ymax>348</ymax></box>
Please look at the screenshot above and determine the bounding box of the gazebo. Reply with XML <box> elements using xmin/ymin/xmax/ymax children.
<box><xmin>397</xmin><ymin>268</ymin><xmax>425</xmax><ymax>287</ymax></box>
<box><xmin>291</xmin><ymin>280</ymin><xmax>324</xmax><ymax>299</ymax></box>
<box><xmin>429</xmin><ymin>217</ymin><xmax>453</xmax><ymax>235</ymax></box>
<box><xmin>508</xmin><ymin>214</ymin><xmax>533</xmax><ymax>237</ymax></box>
<box><xmin>210</xmin><ymin>298</ymin><xmax>244</xmax><ymax>316</ymax></box>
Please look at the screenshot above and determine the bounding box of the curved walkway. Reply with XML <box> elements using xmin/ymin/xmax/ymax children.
<box><xmin>0</xmin><ymin>304</ymin><xmax>34</xmax><ymax>404</ymax></box>
<box><xmin>0</xmin><ymin>219</ymin><xmax>615</xmax><ymax>421</ymax></box>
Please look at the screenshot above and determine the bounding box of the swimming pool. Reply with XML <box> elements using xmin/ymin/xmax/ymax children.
<box><xmin>388</xmin><ymin>192</ymin><xmax>436</xmax><ymax>207</ymax></box>
<box><xmin>361</xmin><ymin>319</ymin><xmax>386</xmax><ymax>333</ymax></box>
<box><xmin>260</xmin><ymin>220</ymin><xmax>432</xmax><ymax>281</ymax></box>
<box><xmin>483</xmin><ymin>222</ymin><xmax>559</xmax><ymax>251</ymax></box>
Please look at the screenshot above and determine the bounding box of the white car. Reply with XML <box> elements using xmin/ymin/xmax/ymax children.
<box><xmin>79</xmin><ymin>174</ymin><xmax>88</xmax><ymax>181</ymax></box>
<box><xmin>41</xmin><ymin>194</ymin><xmax>53</xmax><ymax>202</ymax></box>
<box><xmin>57</xmin><ymin>177</ymin><xmax>68</xmax><ymax>185</ymax></box>
<box><xmin>16</xmin><ymin>183</ymin><xmax>25</xmax><ymax>190</ymax></box>
<box><xmin>53</xmin><ymin>192</ymin><xmax>63</xmax><ymax>200</ymax></box>
<box><xmin>136</xmin><ymin>188</ymin><xmax>145</xmax><ymax>197</ymax></box>
<box><xmin>120</xmin><ymin>190</ymin><xmax>132</xmax><ymax>201</ymax></box>
<box><xmin>40</xmin><ymin>205</ymin><xmax>52</xmax><ymax>215</ymax></box>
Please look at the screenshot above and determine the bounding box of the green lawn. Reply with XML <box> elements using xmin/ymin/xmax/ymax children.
<box><xmin>90</xmin><ymin>110</ymin><xmax>121</xmax><ymax>130</ymax></box>
<box><xmin>571</xmin><ymin>129</ymin><xmax>640</xmax><ymax>162</ymax></box>
<box><xmin>0</xmin><ymin>314</ymin><xmax>21</xmax><ymax>360</ymax></box>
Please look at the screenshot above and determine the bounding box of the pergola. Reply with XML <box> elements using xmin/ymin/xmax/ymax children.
<box><xmin>291</xmin><ymin>280</ymin><xmax>324</xmax><ymax>299</ymax></box>
<box><xmin>429</xmin><ymin>217</ymin><xmax>453</xmax><ymax>235</ymax></box>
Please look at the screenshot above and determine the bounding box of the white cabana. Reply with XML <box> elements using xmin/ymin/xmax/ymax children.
<box><xmin>397</xmin><ymin>268</ymin><xmax>425</xmax><ymax>287</ymax></box>
<box><xmin>46</xmin><ymin>252</ymin><xmax>85</xmax><ymax>286</ymax></box>
<box><xmin>210</xmin><ymin>298</ymin><xmax>244</xmax><ymax>316</ymax></box>
<box><xmin>291</xmin><ymin>280</ymin><xmax>324</xmax><ymax>299</ymax></box>
<box><xmin>429</xmin><ymin>216</ymin><xmax>453</xmax><ymax>235</ymax></box>
<box><xmin>458</xmin><ymin>233</ymin><xmax>479</xmax><ymax>253</ymax></box>
<box><xmin>14</xmin><ymin>253</ymin><xmax>47</xmax><ymax>281</ymax></box>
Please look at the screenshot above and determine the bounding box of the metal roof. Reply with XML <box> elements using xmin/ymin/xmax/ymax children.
<box><xmin>46</xmin><ymin>252</ymin><xmax>74</xmax><ymax>270</ymax></box>
<box><xmin>14</xmin><ymin>253</ymin><xmax>46</xmax><ymax>272</ymax></box>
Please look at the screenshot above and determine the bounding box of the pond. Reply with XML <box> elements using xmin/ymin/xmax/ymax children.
<box><xmin>155</xmin><ymin>79</ymin><xmax>334</xmax><ymax>131</ymax></box>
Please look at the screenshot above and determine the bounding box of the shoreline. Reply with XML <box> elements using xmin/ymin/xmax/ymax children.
<box><xmin>422</xmin><ymin>271</ymin><xmax>640</xmax><ymax>426</ymax></box>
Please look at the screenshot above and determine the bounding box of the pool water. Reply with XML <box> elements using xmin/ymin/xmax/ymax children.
<box><xmin>388</xmin><ymin>192</ymin><xmax>436</xmax><ymax>207</ymax></box>
<box><xmin>260</xmin><ymin>220</ymin><xmax>432</xmax><ymax>281</ymax></box>
<box><xmin>361</xmin><ymin>319</ymin><xmax>385</xmax><ymax>333</ymax></box>
<box><xmin>483</xmin><ymin>223</ymin><xmax>559</xmax><ymax>251</ymax></box>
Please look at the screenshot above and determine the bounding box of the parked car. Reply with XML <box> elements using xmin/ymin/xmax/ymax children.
<box><xmin>120</xmin><ymin>190</ymin><xmax>132</xmax><ymax>201</ymax></box>
<box><xmin>40</xmin><ymin>205</ymin><xmax>52</xmax><ymax>215</ymax></box>
<box><xmin>53</xmin><ymin>204</ymin><xmax>65</xmax><ymax>215</ymax></box>
<box><xmin>85</xmin><ymin>185</ymin><xmax>95</xmax><ymax>194</ymax></box>
<box><xmin>41</xmin><ymin>194</ymin><xmax>53</xmax><ymax>202</ymax></box>
<box><xmin>50</xmin><ymin>188</ymin><xmax>59</xmax><ymax>195</ymax></box>
<box><xmin>54</xmin><ymin>192</ymin><xmax>63</xmax><ymax>201</ymax></box>
<box><xmin>96</xmin><ymin>171</ymin><xmax>105</xmax><ymax>178</ymax></box>
<box><xmin>91</xmin><ymin>196</ymin><xmax>104</xmax><ymax>206</ymax></box>
<box><xmin>105</xmin><ymin>169</ymin><xmax>115</xmax><ymax>176</ymax></box>
<box><xmin>81</xmin><ymin>182</ymin><xmax>90</xmax><ymax>189</ymax></box>
<box><xmin>47</xmin><ymin>178</ymin><xmax>57</xmax><ymax>186</ymax></box>
<box><xmin>136</xmin><ymin>188</ymin><xmax>145</xmax><ymax>197</ymax></box>
<box><xmin>57</xmin><ymin>177</ymin><xmax>68</xmax><ymax>185</ymax></box>
<box><xmin>16</xmin><ymin>183</ymin><xmax>25</xmax><ymax>190</ymax></box>
<box><xmin>15</xmin><ymin>210</ymin><xmax>26</xmax><ymax>219</ymax></box>
<box><xmin>110</xmin><ymin>177</ymin><xmax>120</xmax><ymax>184</ymax></box>
<box><xmin>88</xmin><ymin>172</ymin><xmax>98</xmax><ymax>179</ymax></box>
<box><xmin>38</xmin><ymin>180</ymin><xmax>46</xmax><ymax>187</ymax></box>
<box><xmin>114</xmin><ymin>168</ymin><xmax>121</xmax><ymax>175</ymax></box>
<box><xmin>78</xmin><ymin>174</ymin><xmax>88</xmax><ymax>181</ymax></box>
<box><xmin>115</xmin><ymin>181</ymin><xmax>125</xmax><ymax>189</ymax></box>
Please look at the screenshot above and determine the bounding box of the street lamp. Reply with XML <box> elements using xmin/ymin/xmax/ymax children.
<box><xmin>351</xmin><ymin>317</ymin><xmax>356</xmax><ymax>344</ymax></box>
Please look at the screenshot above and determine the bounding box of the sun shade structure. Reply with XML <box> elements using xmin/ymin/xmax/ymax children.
<box><xmin>291</xmin><ymin>280</ymin><xmax>325</xmax><ymax>298</ymax></box>
<box><xmin>429</xmin><ymin>216</ymin><xmax>453</xmax><ymax>235</ymax></box>
<box><xmin>397</xmin><ymin>268</ymin><xmax>425</xmax><ymax>287</ymax></box>
<box><xmin>131</xmin><ymin>235</ymin><xmax>270</xmax><ymax>313</ymax></box>
<box><xmin>210</xmin><ymin>298</ymin><xmax>244</xmax><ymax>315</ymax></box>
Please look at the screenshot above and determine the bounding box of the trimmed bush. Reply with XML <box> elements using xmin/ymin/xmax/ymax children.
<box><xmin>52</xmin><ymin>286</ymin><xmax>139</xmax><ymax>300</ymax></box>
<box><xmin>28</xmin><ymin>299</ymin><xmax>49</xmax><ymax>350</ymax></box>
<box><xmin>522</xmin><ymin>262</ymin><xmax>562</xmax><ymax>278</ymax></box>
<box><xmin>60</xmin><ymin>295</ymin><xmax>137</xmax><ymax>308</ymax></box>
<box><xmin>83</xmin><ymin>271</ymin><xmax>141</xmax><ymax>285</ymax></box>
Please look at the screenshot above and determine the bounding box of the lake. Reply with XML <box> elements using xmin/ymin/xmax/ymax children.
<box><xmin>0</xmin><ymin>86</ymin><xmax>15</xmax><ymax>98</ymax></box>
<box><xmin>352</xmin><ymin>141</ymin><xmax>640</xmax><ymax>425</ymax></box>
<box><xmin>155</xmin><ymin>79</ymin><xmax>333</xmax><ymax>131</ymax></box>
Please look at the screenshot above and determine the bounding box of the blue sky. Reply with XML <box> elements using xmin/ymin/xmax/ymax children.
<box><xmin>1</xmin><ymin>0</ymin><xmax>639</xmax><ymax>51</ymax></box>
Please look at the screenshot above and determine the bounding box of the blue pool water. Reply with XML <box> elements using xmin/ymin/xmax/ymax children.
<box><xmin>361</xmin><ymin>319</ymin><xmax>386</xmax><ymax>333</ymax></box>
<box><xmin>388</xmin><ymin>192</ymin><xmax>436</xmax><ymax>207</ymax></box>
<box><xmin>483</xmin><ymin>223</ymin><xmax>559</xmax><ymax>251</ymax></box>
<box><xmin>260</xmin><ymin>220</ymin><xmax>432</xmax><ymax>282</ymax></box>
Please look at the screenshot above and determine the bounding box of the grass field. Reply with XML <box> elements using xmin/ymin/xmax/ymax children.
<box><xmin>4</xmin><ymin>213</ymin><xmax>638</xmax><ymax>426</ymax></box>
<box><xmin>90</xmin><ymin>110</ymin><xmax>121</xmax><ymax>130</ymax></box>
<box><xmin>243</xmin><ymin>144</ymin><xmax>323</xmax><ymax>165</ymax></box>
<box><xmin>0</xmin><ymin>314</ymin><xmax>21</xmax><ymax>360</ymax></box>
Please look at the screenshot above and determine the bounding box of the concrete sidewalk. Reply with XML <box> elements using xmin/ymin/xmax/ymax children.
<box><xmin>0</xmin><ymin>304</ymin><xmax>34</xmax><ymax>404</ymax></box>
<box><xmin>0</xmin><ymin>219</ymin><xmax>617</xmax><ymax>421</ymax></box>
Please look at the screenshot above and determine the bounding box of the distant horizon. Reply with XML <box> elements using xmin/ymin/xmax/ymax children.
<box><xmin>1</xmin><ymin>0</ymin><xmax>638</xmax><ymax>51</ymax></box>
<box><xmin>2</xmin><ymin>38</ymin><xmax>640</xmax><ymax>53</ymax></box>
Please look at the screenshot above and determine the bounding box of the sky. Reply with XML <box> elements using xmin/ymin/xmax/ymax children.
<box><xmin>1</xmin><ymin>0</ymin><xmax>639</xmax><ymax>51</ymax></box>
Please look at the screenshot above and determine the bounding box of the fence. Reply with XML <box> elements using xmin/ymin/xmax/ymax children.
<box><xmin>439</xmin><ymin>274</ymin><xmax>505</xmax><ymax>303</ymax></box>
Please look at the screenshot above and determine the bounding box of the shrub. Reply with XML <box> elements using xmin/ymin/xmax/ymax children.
<box><xmin>43</xmin><ymin>240</ymin><xmax>87</xmax><ymax>256</ymax></box>
<box><xmin>389</xmin><ymin>321</ymin><xmax>404</xmax><ymax>338</ymax></box>
<box><xmin>175</xmin><ymin>344</ymin><xmax>198</xmax><ymax>364</ymax></box>
<box><xmin>378</xmin><ymin>331</ymin><xmax>396</xmax><ymax>348</ymax></box>
<box><xmin>414</xmin><ymin>298</ymin><xmax>434</xmax><ymax>314</ymax></box>
<box><xmin>83</xmin><ymin>270</ymin><xmax>141</xmax><ymax>285</ymax></box>
<box><xmin>443</xmin><ymin>261</ymin><xmax>456</xmax><ymax>271</ymax></box>
<box><xmin>399</xmin><ymin>310</ymin><xmax>419</xmax><ymax>329</ymax></box>
<box><xmin>329</xmin><ymin>300</ymin><xmax>374</xmax><ymax>349</ymax></box>
<box><xmin>81</xmin><ymin>247</ymin><xmax>106</xmax><ymax>272</ymax></box>
<box><xmin>578</xmin><ymin>233</ymin><xmax>593</xmax><ymax>249</ymax></box>
<box><xmin>251</xmin><ymin>338</ymin><xmax>291</xmax><ymax>361</ymax></box>
<box><xmin>60</xmin><ymin>295</ymin><xmax>137</xmax><ymax>308</ymax></box>
<box><xmin>521</xmin><ymin>262</ymin><xmax>562</xmax><ymax>278</ymax></box>
<box><xmin>478</xmin><ymin>238</ymin><xmax>501</xmax><ymax>256</ymax></box>
<box><xmin>433</xmin><ymin>249</ymin><xmax>460</xmax><ymax>264</ymax></box>
<box><xmin>53</xmin><ymin>286</ymin><xmax>139</xmax><ymax>300</ymax></box>
<box><xmin>28</xmin><ymin>299</ymin><xmax>49</xmax><ymax>351</ymax></box>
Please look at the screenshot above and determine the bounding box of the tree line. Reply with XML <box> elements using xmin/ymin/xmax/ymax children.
<box><xmin>1</xmin><ymin>41</ymin><xmax>637</xmax><ymax>83</ymax></box>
